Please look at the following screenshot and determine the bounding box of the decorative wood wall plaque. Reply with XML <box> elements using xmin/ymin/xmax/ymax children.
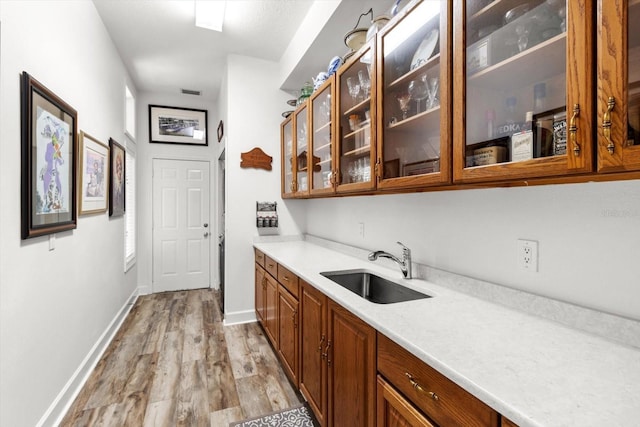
<box><xmin>241</xmin><ymin>147</ymin><xmax>272</xmax><ymax>171</ymax></box>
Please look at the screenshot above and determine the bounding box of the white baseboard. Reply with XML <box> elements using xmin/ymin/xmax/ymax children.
<box><xmin>137</xmin><ymin>284</ymin><xmax>152</xmax><ymax>295</ymax></box>
<box><xmin>37</xmin><ymin>288</ymin><xmax>139</xmax><ymax>427</ymax></box>
<box><xmin>223</xmin><ymin>309</ymin><xmax>256</xmax><ymax>326</ymax></box>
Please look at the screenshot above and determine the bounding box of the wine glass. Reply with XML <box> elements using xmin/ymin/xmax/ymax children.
<box><xmin>347</xmin><ymin>77</ymin><xmax>361</xmax><ymax>102</ymax></box>
<box><xmin>358</xmin><ymin>69</ymin><xmax>371</xmax><ymax>99</ymax></box>
<box><xmin>396</xmin><ymin>91</ymin><xmax>412</xmax><ymax>120</ymax></box>
<box><xmin>427</xmin><ymin>77</ymin><xmax>440</xmax><ymax>109</ymax></box>
<box><xmin>515</xmin><ymin>23</ymin><xmax>530</xmax><ymax>52</ymax></box>
<box><xmin>408</xmin><ymin>75</ymin><xmax>428</xmax><ymax>113</ymax></box>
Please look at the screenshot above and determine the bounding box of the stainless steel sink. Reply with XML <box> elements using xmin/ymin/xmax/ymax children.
<box><xmin>320</xmin><ymin>269</ymin><xmax>431</xmax><ymax>304</ymax></box>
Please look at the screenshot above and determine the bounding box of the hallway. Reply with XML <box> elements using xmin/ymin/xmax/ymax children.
<box><xmin>60</xmin><ymin>289</ymin><xmax>302</xmax><ymax>426</ymax></box>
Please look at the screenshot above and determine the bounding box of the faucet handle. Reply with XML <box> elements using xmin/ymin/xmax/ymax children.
<box><xmin>396</xmin><ymin>241</ymin><xmax>410</xmax><ymax>252</ymax></box>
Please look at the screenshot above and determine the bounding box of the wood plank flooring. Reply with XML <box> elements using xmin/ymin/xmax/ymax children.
<box><xmin>60</xmin><ymin>289</ymin><xmax>303</xmax><ymax>426</ymax></box>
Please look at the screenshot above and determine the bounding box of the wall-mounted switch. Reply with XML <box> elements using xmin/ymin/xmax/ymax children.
<box><xmin>358</xmin><ymin>222</ymin><xmax>365</xmax><ymax>238</ymax></box>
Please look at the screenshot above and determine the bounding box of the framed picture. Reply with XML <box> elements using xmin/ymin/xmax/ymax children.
<box><xmin>78</xmin><ymin>131</ymin><xmax>109</xmax><ymax>215</ymax></box>
<box><xmin>149</xmin><ymin>104</ymin><xmax>208</xmax><ymax>146</ymax></box>
<box><xmin>383</xmin><ymin>158</ymin><xmax>400</xmax><ymax>179</ymax></box>
<box><xmin>217</xmin><ymin>120</ymin><xmax>224</xmax><ymax>142</ymax></box>
<box><xmin>21</xmin><ymin>72</ymin><xmax>78</xmax><ymax>239</ymax></box>
<box><xmin>403</xmin><ymin>158</ymin><xmax>440</xmax><ymax>176</ymax></box>
<box><xmin>109</xmin><ymin>138</ymin><xmax>126</xmax><ymax>217</ymax></box>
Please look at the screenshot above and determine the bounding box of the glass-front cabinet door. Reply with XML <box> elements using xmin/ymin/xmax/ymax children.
<box><xmin>596</xmin><ymin>0</ymin><xmax>640</xmax><ymax>172</ymax></box>
<box><xmin>281</xmin><ymin>115</ymin><xmax>295</xmax><ymax>198</ymax></box>
<box><xmin>453</xmin><ymin>0</ymin><xmax>593</xmax><ymax>183</ymax></box>
<box><xmin>294</xmin><ymin>104</ymin><xmax>310</xmax><ymax>197</ymax></box>
<box><xmin>336</xmin><ymin>41</ymin><xmax>376</xmax><ymax>192</ymax></box>
<box><xmin>310</xmin><ymin>76</ymin><xmax>336</xmax><ymax>195</ymax></box>
<box><xmin>376</xmin><ymin>0</ymin><xmax>451</xmax><ymax>189</ymax></box>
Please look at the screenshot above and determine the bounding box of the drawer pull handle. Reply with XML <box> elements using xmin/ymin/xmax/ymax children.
<box><xmin>405</xmin><ymin>373</ymin><xmax>439</xmax><ymax>401</ymax></box>
<box><xmin>569</xmin><ymin>104</ymin><xmax>581</xmax><ymax>157</ymax></box>
<box><xmin>283</xmin><ymin>276</ymin><xmax>290</xmax><ymax>281</ymax></box>
<box><xmin>319</xmin><ymin>335</ymin><xmax>326</xmax><ymax>353</ymax></box>
<box><xmin>268</xmin><ymin>263</ymin><xmax>274</xmax><ymax>268</ymax></box>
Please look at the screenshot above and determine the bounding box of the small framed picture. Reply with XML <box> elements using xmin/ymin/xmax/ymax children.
<box><xmin>78</xmin><ymin>131</ymin><xmax>109</xmax><ymax>215</ymax></box>
<box><xmin>21</xmin><ymin>72</ymin><xmax>78</xmax><ymax>239</ymax></box>
<box><xmin>109</xmin><ymin>138</ymin><xmax>126</xmax><ymax>217</ymax></box>
<box><xmin>149</xmin><ymin>104</ymin><xmax>208</xmax><ymax>146</ymax></box>
<box><xmin>217</xmin><ymin>120</ymin><xmax>224</xmax><ymax>142</ymax></box>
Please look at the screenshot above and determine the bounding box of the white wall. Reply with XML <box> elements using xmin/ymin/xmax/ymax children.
<box><xmin>223</xmin><ymin>54</ymin><xmax>306</xmax><ymax>323</ymax></box>
<box><xmin>306</xmin><ymin>179</ymin><xmax>640</xmax><ymax>320</ymax></box>
<box><xmin>135</xmin><ymin>92</ymin><xmax>218</xmax><ymax>293</ymax></box>
<box><xmin>0</xmin><ymin>2</ymin><xmax>137</xmax><ymax>426</ymax></box>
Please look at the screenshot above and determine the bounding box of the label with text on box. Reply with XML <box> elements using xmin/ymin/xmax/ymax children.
<box><xmin>511</xmin><ymin>130</ymin><xmax>533</xmax><ymax>162</ymax></box>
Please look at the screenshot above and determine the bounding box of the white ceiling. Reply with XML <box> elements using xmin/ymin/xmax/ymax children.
<box><xmin>93</xmin><ymin>0</ymin><xmax>393</xmax><ymax>101</ymax></box>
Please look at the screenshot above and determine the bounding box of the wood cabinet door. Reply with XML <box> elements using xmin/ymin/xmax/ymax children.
<box><xmin>596</xmin><ymin>0</ymin><xmax>640</xmax><ymax>172</ymax></box>
<box><xmin>281</xmin><ymin>115</ymin><xmax>295</xmax><ymax>198</ymax></box>
<box><xmin>278</xmin><ymin>285</ymin><xmax>299</xmax><ymax>386</ymax></box>
<box><xmin>327</xmin><ymin>300</ymin><xmax>376</xmax><ymax>427</ymax></box>
<box><xmin>299</xmin><ymin>281</ymin><xmax>328</xmax><ymax>426</ymax></box>
<box><xmin>377</xmin><ymin>376</ymin><xmax>436</xmax><ymax>427</ymax></box>
<box><xmin>453</xmin><ymin>0</ymin><xmax>594</xmax><ymax>183</ymax></box>
<box><xmin>255</xmin><ymin>263</ymin><xmax>266</xmax><ymax>324</ymax></box>
<box><xmin>264</xmin><ymin>273</ymin><xmax>279</xmax><ymax>346</ymax></box>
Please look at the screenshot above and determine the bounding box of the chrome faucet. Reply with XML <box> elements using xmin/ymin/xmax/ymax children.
<box><xmin>368</xmin><ymin>242</ymin><xmax>412</xmax><ymax>279</ymax></box>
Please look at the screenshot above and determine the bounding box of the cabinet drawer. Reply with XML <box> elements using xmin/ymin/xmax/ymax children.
<box><xmin>255</xmin><ymin>248</ymin><xmax>265</xmax><ymax>267</ymax></box>
<box><xmin>277</xmin><ymin>264</ymin><xmax>299</xmax><ymax>298</ymax></box>
<box><xmin>264</xmin><ymin>255</ymin><xmax>278</xmax><ymax>278</ymax></box>
<box><xmin>377</xmin><ymin>333</ymin><xmax>498</xmax><ymax>427</ymax></box>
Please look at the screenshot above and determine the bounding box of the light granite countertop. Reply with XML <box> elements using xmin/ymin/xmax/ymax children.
<box><xmin>253</xmin><ymin>239</ymin><xmax>640</xmax><ymax>427</ymax></box>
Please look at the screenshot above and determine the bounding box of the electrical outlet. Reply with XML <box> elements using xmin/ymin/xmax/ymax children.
<box><xmin>517</xmin><ymin>239</ymin><xmax>538</xmax><ymax>272</ymax></box>
<box><xmin>358</xmin><ymin>222</ymin><xmax>365</xmax><ymax>238</ymax></box>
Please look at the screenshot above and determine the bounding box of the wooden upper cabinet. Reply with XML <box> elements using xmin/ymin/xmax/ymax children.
<box><xmin>309</xmin><ymin>76</ymin><xmax>337</xmax><ymax>196</ymax></box>
<box><xmin>453</xmin><ymin>0</ymin><xmax>594</xmax><ymax>183</ymax></box>
<box><xmin>596</xmin><ymin>0</ymin><xmax>640</xmax><ymax>172</ymax></box>
<box><xmin>376</xmin><ymin>0</ymin><xmax>452</xmax><ymax>190</ymax></box>
<box><xmin>281</xmin><ymin>114</ymin><xmax>295</xmax><ymax>198</ymax></box>
<box><xmin>336</xmin><ymin>40</ymin><xmax>377</xmax><ymax>193</ymax></box>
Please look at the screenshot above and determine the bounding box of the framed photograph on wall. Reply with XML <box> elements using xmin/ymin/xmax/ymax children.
<box><xmin>21</xmin><ymin>71</ymin><xmax>78</xmax><ymax>239</ymax></box>
<box><xmin>149</xmin><ymin>104</ymin><xmax>208</xmax><ymax>146</ymax></box>
<box><xmin>109</xmin><ymin>138</ymin><xmax>126</xmax><ymax>217</ymax></box>
<box><xmin>78</xmin><ymin>131</ymin><xmax>109</xmax><ymax>215</ymax></box>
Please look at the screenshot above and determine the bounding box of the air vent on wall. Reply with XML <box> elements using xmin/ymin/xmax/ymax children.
<box><xmin>181</xmin><ymin>88</ymin><xmax>202</xmax><ymax>96</ymax></box>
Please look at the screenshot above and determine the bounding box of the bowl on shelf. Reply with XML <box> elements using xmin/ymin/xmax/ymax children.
<box><xmin>344</xmin><ymin>28</ymin><xmax>368</xmax><ymax>51</ymax></box>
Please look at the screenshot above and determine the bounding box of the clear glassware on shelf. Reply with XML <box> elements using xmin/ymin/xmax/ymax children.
<box><xmin>347</xmin><ymin>76</ymin><xmax>361</xmax><ymax>102</ymax></box>
<box><xmin>358</xmin><ymin>69</ymin><xmax>371</xmax><ymax>99</ymax></box>
<box><xmin>408</xmin><ymin>75</ymin><xmax>429</xmax><ymax>113</ymax></box>
<box><xmin>427</xmin><ymin>77</ymin><xmax>440</xmax><ymax>109</ymax></box>
<box><xmin>396</xmin><ymin>91</ymin><xmax>412</xmax><ymax>120</ymax></box>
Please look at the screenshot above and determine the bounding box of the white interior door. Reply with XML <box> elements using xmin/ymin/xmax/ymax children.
<box><xmin>152</xmin><ymin>159</ymin><xmax>210</xmax><ymax>293</ymax></box>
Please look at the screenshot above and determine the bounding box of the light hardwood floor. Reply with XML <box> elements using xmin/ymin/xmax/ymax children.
<box><xmin>60</xmin><ymin>289</ymin><xmax>303</xmax><ymax>426</ymax></box>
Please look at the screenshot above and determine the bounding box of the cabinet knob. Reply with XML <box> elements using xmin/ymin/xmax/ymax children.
<box><xmin>569</xmin><ymin>104</ymin><xmax>581</xmax><ymax>157</ymax></box>
<box><xmin>602</xmin><ymin>96</ymin><xmax>615</xmax><ymax>154</ymax></box>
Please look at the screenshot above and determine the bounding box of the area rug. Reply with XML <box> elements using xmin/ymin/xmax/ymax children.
<box><xmin>229</xmin><ymin>404</ymin><xmax>316</xmax><ymax>427</ymax></box>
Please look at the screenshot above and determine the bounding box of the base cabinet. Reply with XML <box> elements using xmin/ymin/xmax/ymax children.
<box><xmin>299</xmin><ymin>281</ymin><xmax>328</xmax><ymax>426</ymax></box>
<box><xmin>299</xmin><ymin>281</ymin><xmax>376</xmax><ymax>427</ymax></box>
<box><xmin>377</xmin><ymin>376</ymin><xmax>435</xmax><ymax>427</ymax></box>
<box><xmin>327</xmin><ymin>300</ymin><xmax>376</xmax><ymax>427</ymax></box>
<box><xmin>277</xmin><ymin>285</ymin><xmax>299</xmax><ymax>385</ymax></box>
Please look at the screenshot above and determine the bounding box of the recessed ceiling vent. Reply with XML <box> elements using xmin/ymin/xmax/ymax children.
<box><xmin>181</xmin><ymin>88</ymin><xmax>202</xmax><ymax>96</ymax></box>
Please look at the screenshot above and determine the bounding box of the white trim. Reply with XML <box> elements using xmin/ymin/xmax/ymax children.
<box><xmin>223</xmin><ymin>309</ymin><xmax>257</xmax><ymax>326</ymax></box>
<box><xmin>37</xmin><ymin>288</ymin><xmax>139</xmax><ymax>427</ymax></box>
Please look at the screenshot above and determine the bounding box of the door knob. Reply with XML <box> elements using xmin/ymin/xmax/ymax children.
<box><xmin>204</xmin><ymin>232</ymin><xmax>209</xmax><ymax>237</ymax></box>
<box><xmin>204</xmin><ymin>223</ymin><xmax>209</xmax><ymax>228</ymax></box>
